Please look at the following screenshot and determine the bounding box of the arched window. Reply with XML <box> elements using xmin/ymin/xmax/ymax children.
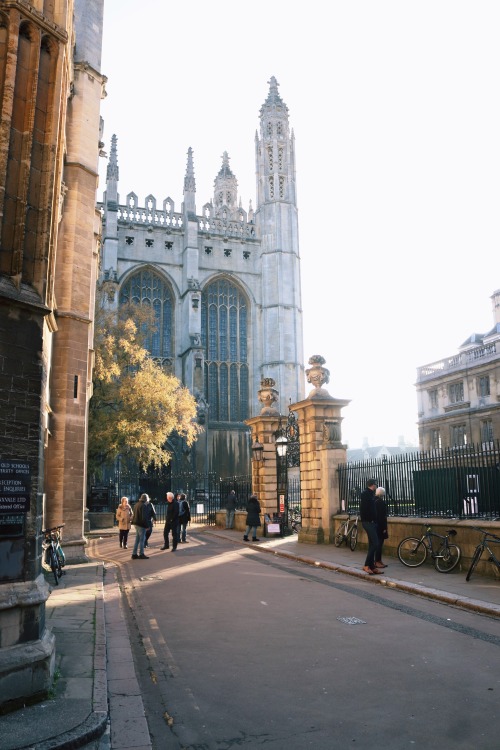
<box><xmin>201</xmin><ymin>278</ymin><xmax>249</xmax><ymax>423</ymax></box>
<box><xmin>119</xmin><ymin>269</ymin><xmax>173</xmax><ymax>364</ymax></box>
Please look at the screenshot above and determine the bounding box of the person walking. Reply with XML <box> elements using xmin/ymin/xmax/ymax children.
<box><xmin>144</xmin><ymin>497</ymin><xmax>157</xmax><ymax>548</ymax></box>
<box><xmin>116</xmin><ymin>496</ymin><xmax>133</xmax><ymax>549</ymax></box>
<box><xmin>225</xmin><ymin>489</ymin><xmax>237</xmax><ymax>529</ymax></box>
<box><xmin>243</xmin><ymin>494</ymin><xmax>261</xmax><ymax>542</ymax></box>
<box><xmin>374</xmin><ymin>486</ymin><xmax>388</xmax><ymax>569</ymax></box>
<box><xmin>161</xmin><ymin>491</ymin><xmax>180</xmax><ymax>551</ymax></box>
<box><xmin>178</xmin><ymin>493</ymin><xmax>191</xmax><ymax>543</ymax></box>
<box><xmin>131</xmin><ymin>493</ymin><xmax>150</xmax><ymax>559</ymax></box>
<box><xmin>360</xmin><ymin>479</ymin><xmax>381</xmax><ymax>575</ymax></box>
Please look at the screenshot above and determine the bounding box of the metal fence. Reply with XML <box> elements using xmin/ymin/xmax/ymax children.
<box><xmin>89</xmin><ymin>472</ymin><xmax>252</xmax><ymax>525</ymax></box>
<box><xmin>338</xmin><ymin>442</ymin><xmax>500</xmax><ymax>519</ymax></box>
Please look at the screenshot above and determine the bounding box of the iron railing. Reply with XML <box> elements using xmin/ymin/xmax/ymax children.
<box><xmin>338</xmin><ymin>441</ymin><xmax>500</xmax><ymax>519</ymax></box>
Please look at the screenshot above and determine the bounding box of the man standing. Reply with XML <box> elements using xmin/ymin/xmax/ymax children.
<box><xmin>161</xmin><ymin>491</ymin><xmax>179</xmax><ymax>551</ymax></box>
<box><xmin>131</xmin><ymin>493</ymin><xmax>150</xmax><ymax>559</ymax></box>
<box><xmin>360</xmin><ymin>479</ymin><xmax>380</xmax><ymax>575</ymax></box>
<box><xmin>225</xmin><ymin>490</ymin><xmax>237</xmax><ymax>529</ymax></box>
<box><xmin>144</xmin><ymin>497</ymin><xmax>157</xmax><ymax>548</ymax></box>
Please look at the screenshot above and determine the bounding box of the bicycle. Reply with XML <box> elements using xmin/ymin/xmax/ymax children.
<box><xmin>397</xmin><ymin>526</ymin><xmax>461</xmax><ymax>573</ymax></box>
<box><xmin>42</xmin><ymin>524</ymin><xmax>66</xmax><ymax>585</ymax></box>
<box><xmin>334</xmin><ymin>514</ymin><xmax>359</xmax><ymax>551</ymax></box>
<box><xmin>466</xmin><ymin>527</ymin><xmax>500</xmax><ymax>581</ymax></box>
<box><xmin>290</xmin><ymin>508</ymin><xmax>302</xmax><ymax>534</ymax></box>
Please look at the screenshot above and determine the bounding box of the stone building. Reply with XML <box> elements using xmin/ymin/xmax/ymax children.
<box><xmin>0</xmin><ymin>0</ymin><xmax>105</xmax><ymax>710</ymax></box>
<box><xmin>99</xmin><ymin>77</ymin><xmax>305</xmax><ymax>478</ymax></box>
<box><xmin>416</xmin><ymin>289</ymin><xmax>500</xmax><ymax>450</ymax></box>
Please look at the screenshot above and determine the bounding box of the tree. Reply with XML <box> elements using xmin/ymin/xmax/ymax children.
<box><xmin>88</xmin><ymin>294</ymin><xmax>201</xmax><ymax>476</ymax></box>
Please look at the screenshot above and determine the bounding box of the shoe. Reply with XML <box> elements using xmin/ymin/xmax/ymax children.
<box><xmin>144</xmin><ymin>543</ymin><xmax>149</xmax><ymax>548</ymax></box>
<box><xmin>252</xmin><ymin>538</ymin><xmax>260</xmax><ymax>542</ymax></box>
<box><xmin>362</xmin><ymin>566</ymin><xmax>375</xmax><ymax>574</ymax></box>
<box><xmin>171</xmin><ymin>548</ymin><xmax>177</xmax><ymax>552</ymax></box>
<box><xmin>184</xmin><ymin>540</ymin><xmax>189</xmax><ymax>543</ymax></box>
<box><xmin>119</xmin><ymin>542</ymin><xmax>123</xmax><ymax>548</ymax></box>
<box><xmin>374</xmin><ymin>562</ymin><xmax>387</xmax><ymax>568</ymax></box>
<box><xmin>124</xmin><ymin>545</ymin><xmax>128</xmax><ymax>549</ymax></box>
<box><xmin>160</xmin><ymin>546</ymin><xmax>168</xmax><ymax>550</ymax></box>
<box><xmin>131</xmin><ymin>554</ymin><xmax>139</xmax><ymax>559</ymax></box>
<box><xmin>243</xmin><ymin>536</ymin><xmax>249</xmax><ymax>541</ymax></box>
<box><xmin>370</xmin><ymin>568</ymin><xmax>382</xmax><ymax>574</ymax></box>
<box><xmin>139</xmin><ymin>554</ymin><xmax>149</xmax><ymax>559</ymax></box>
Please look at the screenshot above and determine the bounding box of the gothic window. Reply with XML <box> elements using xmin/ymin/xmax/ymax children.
<box><xmin>278</xmin><ymin>147</ymin><xmax>284</xmax><ymax>170</ymax></box>
<box><xmin>267</xmin><ymin>121</ymin><xmax>272</xmax><ymax>136</ymax></box>
<box><xmin>201</xmin><ymin>278</ymin><xmax>249</xmax><ymax>423</ymax></box>
<box><xmin>268</xmin><ymin>146</ymin><xmax>273</xmax><ymax>171</ymax></box>
<box><xmin>269</xmin><ymin>175</ymin><xmax>274</xmax><ymax>199</ymax></box>
<box><xmin>126</xmin><ymin>236</ymin><xmax>134</xmax><ymax>245</ymax></box>
<box><xmin>279</xmin><ymin>176</ymin><xmax>285</xmax><ymax>199</ymax></box>
<box><xmin>277</xmin><ymin>122</ymin><xmax>283</xmax><ymax>136</ymax></box>
<box><xmin>224</xmin><ymin>248</ymin><xmax>232</xmax><ymax>257</ymax></box>
<box><xmin>119</xmin><ymin>269</ymin><xmax>173</xmax><ymax>359</ymax></box>
<box><xmin>146</xmin><ymin>238</ymin><xmax>154</xmax><ymax>247</ymax></box>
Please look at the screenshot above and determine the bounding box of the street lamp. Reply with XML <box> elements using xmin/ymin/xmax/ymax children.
<box><xmin>251</xmin><ymin>437</ymin><xmax>265</xmax><ymax>463</ymax></box>
<box><xmin>275</xmin><ymin>434</ymin><xmax>288</xmax><ymax>458</ymax></box>
<box><xmin>275</xmin><ymin>425</ymin><xmax>289</xmax><ymax>534</ymax></box>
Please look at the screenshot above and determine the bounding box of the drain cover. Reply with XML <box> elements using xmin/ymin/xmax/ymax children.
<box><xmin>337</xmin><ymin>616</ymin><xmax>366</xmax><ymax>625</ymax></box>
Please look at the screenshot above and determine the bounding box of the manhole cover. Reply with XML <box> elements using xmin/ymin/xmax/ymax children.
<box><xmin>139</xmin><ymin>576</ymin><xmax>164</xmax><ymax>581</ymax></box>
<box><xmin>337</xmin><ymin>616</ymin><xmax>366</xmax><ymax>625</ymax></box>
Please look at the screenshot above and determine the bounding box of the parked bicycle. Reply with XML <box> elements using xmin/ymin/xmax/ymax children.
<box><xmin>42</xmin><ymin>524</ymin><xmax>66</xmax><ymax>585</ymax></box>
<box><xmin>290</xmin><ymin>508</ymin><xmax>302</xmax><ymax>534</ymax></box>
<box><xmin>334</xmin><ymin>514</ymin><xmax>359</xmax><ymax>551</ymax></box>
<box><xmin>397</xmin><ymin>526</ymin><xmax>460</xmax><ymax>573</ymax></box>
<box><xmin>466</xmin><ymin>527</ymin><xmax>500</xmax><ymax>581</ymax></box>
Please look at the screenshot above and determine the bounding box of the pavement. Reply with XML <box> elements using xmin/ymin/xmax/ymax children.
<box><xmin>2</xmin><ymin>525</ymin><xmax>500</xmax><ymax>750</ymax></box>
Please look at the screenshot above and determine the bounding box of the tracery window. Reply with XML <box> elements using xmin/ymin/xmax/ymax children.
<box><xmin>268</xmin><ymin>146</ymin><xmax>273</xmax><ymax>171</ymax></box>
<box><xmin>278</xmin><ymin>147</ymin><xmax>283</xmax><ymax>170</ymax></box>
<box><xmin>279</xmin><ymin>176</ymin><xmax>285</xmax><ymax>198</ymax></box>
<box><xmin>269</xmin><ymin>175</ymin><xmax>274</xmax><ymax>199</ymax></box>
<box><xmin>119</xmin><ymin>269</ymin><xmax>173</xmax><ymax>360</ymax></box>
<box><xmin>201</xmin><ymin>278</ymin><xmax>249</xmax><ymax>423</ymax></box>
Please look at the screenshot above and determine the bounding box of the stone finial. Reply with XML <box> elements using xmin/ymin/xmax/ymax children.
<box><xmin>257</xmin><ymin>377</ymin><xmax>280</xmax><ymax>415</ymax></box>
<box><xmin>306</xmin><ymin>355</ymin><xmax>332</xmax><ymax>400</ymax></box>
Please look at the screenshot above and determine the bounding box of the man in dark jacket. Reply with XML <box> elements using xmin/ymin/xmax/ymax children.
<box><xmin>359</xmin><ymin>479</ymin><xmax>380</xmax><ymax>575</ymax></box>
<box><xmin>131</xmin><ymin>493</ymin><xmax>150</xmax><ymax>559</ymax></box>
<box><xmin>161</xmin><ymin>492</ymin><xmax>179</xmax><ymax>551</ymax></box>
<box><xmin>225</xmin><ymin>490</ymin><xmax>237</xmax><ymax>529</ymax></box>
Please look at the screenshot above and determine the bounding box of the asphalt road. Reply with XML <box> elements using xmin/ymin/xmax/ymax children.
<box><xmin>96</xmin><ymin>530</ymin><xmax>500</xmax><ymax>750</ymax></box>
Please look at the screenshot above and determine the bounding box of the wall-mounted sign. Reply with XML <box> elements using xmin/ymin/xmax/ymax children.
<box><xmin>0</xmin><ymin>461</ymin><xmax>31</xmax><ymax>514</ymax></box>
<box><xmin>0</xmin><ymin>514</ymin><xmax>24</xmax><ymax>537</ymax></box>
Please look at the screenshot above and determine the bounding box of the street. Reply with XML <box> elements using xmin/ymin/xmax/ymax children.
<box><xmin>92</xmin><ymin>530</ymin><xmax>500</xmax><ymax>750</ymax></box>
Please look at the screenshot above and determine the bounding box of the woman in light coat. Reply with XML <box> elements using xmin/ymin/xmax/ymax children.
<box><xmin>116</xmin><ymin>496</ymin><xmax>133</xmax><ymax>549</ymax></box>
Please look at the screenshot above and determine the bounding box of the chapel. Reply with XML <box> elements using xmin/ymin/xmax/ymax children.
<box><xmin>99</xmin><ymin>77</ymin><xmax>305</xmax><ymax>478</ymax></box>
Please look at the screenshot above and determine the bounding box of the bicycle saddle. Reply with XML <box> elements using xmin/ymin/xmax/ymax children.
<box><xmin>446</xmin><ymin>529</ymin><xmax>457</xmax><ymax>536</ymax></box>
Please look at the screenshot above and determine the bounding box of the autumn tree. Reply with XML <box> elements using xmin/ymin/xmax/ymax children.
<box><xmin>88</xmin><ymin>292</ymin><xmax>201</xmax><ymax>476</ymax></box>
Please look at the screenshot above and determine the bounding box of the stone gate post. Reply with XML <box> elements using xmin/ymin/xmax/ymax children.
<box><xmin>290</xmin><ymin>356</ymin><xmax>350</xmax><ymax>544</ymax></box>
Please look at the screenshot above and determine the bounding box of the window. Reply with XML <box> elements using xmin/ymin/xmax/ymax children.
<box><xmin>478</xmin><ymin>375</ymin><xmax>490</xmax><ymax>397</ymax></box>
<box><xmin>119</xmin><ymin>269</ymin><xmax>173</xmax><ymax>360</ymax></box>
<box><xmin>449</xmin><ymin>381</ymin><xmax>464</xmax><ymax>404</ymax></box>
<box><xmin>450</xmin><ymin>424</ymin><xmax>467</xmax><ymax>447</ymax></box>
<box><xmin>201</xmin><ymin>279</ymin><xmax>249</xmax><ymax>423</ymax></box>
<box><xmin>428</xmin><ymin>389</ymin><xmax>438</xmax><ymax>409</ymax></box>
<box><xmin>481</xmin><ymin>420</ymin><xmax>494</xmax><ymax>443</ymax></box>
<box><xmin>430</xmin><ymin>429</ymin><xmax>441</xmax><ymax>450</ymax></box>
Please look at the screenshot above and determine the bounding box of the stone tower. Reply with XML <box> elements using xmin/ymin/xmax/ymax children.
<box><xmin>99</xmin><ymin>78</ymin><xmax>305</xmax><ymax>478</ymax></box>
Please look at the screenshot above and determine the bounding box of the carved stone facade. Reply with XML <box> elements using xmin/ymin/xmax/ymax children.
<box><xmin>0</xmin><ymin>0</ymin><xmax>105</xmax><ymax>710</ymax></box>
<box><xmin>99</xmin><ymin>78</ymin><xmax>305</xmax><ymax>477</ymax></box>
<box><xmin>417</xmin><ymin>290</ymin><xmax>500</xmax><ymax>451</ymax></box>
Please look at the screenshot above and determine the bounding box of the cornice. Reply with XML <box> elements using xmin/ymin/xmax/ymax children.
<box><xmin>4</xmin><ymin>1</ymin><xmax>68</xmax><ymax>43</ymax></box>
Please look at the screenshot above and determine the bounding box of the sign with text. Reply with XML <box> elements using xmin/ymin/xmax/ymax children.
<box><xmin>0</xmin><ymin>461</ymin><xmax>31</xmax><ymax>514</ymax></box>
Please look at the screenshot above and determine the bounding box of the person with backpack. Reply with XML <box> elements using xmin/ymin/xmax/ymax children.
<box><xmin>144</xmin><ymin>497</ymin><xmax>157</xmax><ymax>548</ymax></box>
<box><xmin>131</xmin><ymin>493</ymin><xmax>150</xmax><ymax>559</ymax></box>
<box><xmin>178</xmin><ymin>492</ymin><xmax>191</xmax><ymax>543</ymax></box>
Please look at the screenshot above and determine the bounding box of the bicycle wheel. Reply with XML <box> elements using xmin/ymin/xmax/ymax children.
<box><xmin>466</xmin><ymin>545</ymin><xmax>483</xmax><ymax>582</ymax></box>
<box><xmin>334</xmin><ymin>528</ymin><xmax>345</xmax><ymax>547</ymax></box>
<box><xmin>48</xmin><ymin>548</ymin><xmax>61</xmax><ymax>585</ymax></box>
<box><xmin>349</xmin><ymin>525</ymin><xmax>358</xmax><ymax>551</ymax></box>
<box><xmin>435</xmin><ymin>543</ymin><xmax>461</xmax><ymax>573</ymax></box>
<box><xmin>397</xmin><ymin>537</ymin><xmax>427</xmax><ymax>567</ymax></box>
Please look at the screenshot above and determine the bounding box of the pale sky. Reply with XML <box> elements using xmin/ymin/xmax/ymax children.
<box><xmin>97</xmin><ymin>0</ymin><xmax>500</xmax><ymax>450</ymax></box>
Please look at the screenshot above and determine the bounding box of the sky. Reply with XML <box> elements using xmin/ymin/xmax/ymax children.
<box><xmin>97</xmin><ymin>0</ymin><xmax>500</xmax><ymax>450</ymax></box>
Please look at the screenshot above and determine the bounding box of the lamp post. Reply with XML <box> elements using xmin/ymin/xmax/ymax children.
<box><xmin>275</xmin><ymin>426</ymin><xmax>288</xmax><ymax>533</ymax></box>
